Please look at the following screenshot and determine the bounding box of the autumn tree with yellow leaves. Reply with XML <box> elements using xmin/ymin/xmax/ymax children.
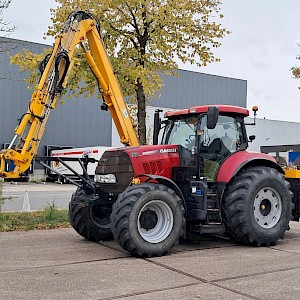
<box><xmin>11</xmin><ymin>0</ymin><xmax>229</xmax><ymax>144</ymax></box>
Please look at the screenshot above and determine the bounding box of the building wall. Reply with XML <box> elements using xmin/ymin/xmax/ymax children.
<box><xmin>0</xmin><ymin>37</ymin><xmax>247</xmax><ymax>154</ymax></box>
<box><xmin>152</xmin><ymin>69</ymin><xmax>247</xmax><ymax>109</ymax></box>
<box><xmin>246</xmin><ymin>117</ymin><xmax>300</xmax><ymax>155</ymax></box>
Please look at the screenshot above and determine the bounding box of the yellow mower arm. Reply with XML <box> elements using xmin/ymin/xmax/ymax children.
<box><xmin>0</xmin><ymin>11</ymin><xmax>139</xmax><ymax>179</ymax></box>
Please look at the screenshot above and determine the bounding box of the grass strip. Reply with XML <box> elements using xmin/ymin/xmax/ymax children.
<box><xmin>0</xmin><ymin>207</ymin><xmax>70</xmax><ymax>232</ymax></box>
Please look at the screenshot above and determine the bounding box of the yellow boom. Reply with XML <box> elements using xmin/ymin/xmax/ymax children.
<box><xmin>0</xmin><ymin>11</ymin><xmax>139</xmax><ymax>179</ymax></box>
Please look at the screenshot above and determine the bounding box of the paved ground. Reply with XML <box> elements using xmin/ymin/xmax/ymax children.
<box><xmin>1</xmin><ymin>182</ymin><xmax>76</xmax><ymax>211</ymax></box>
<box><xmin>0</xmin><ymin>222</ymin><xmax>299</xmax><ymax>300</ymax></box>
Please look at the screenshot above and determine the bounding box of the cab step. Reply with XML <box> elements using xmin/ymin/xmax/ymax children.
<box><xmin>191</xmin><ymin>224</ymin><xmax>225</xmax><ymax>235</ymax></box>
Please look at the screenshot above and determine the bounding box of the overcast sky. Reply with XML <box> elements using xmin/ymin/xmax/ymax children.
<box><xmin>2</xmin><ymin>0</ymin><xmax>300</xmax><ymax>122</ymax></box>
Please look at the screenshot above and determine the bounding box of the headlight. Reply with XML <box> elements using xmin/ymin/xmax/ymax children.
<box><xmin>95</xmin><ymin>174</ymin><xmax>117</xmax><ymax>183</ymax></box>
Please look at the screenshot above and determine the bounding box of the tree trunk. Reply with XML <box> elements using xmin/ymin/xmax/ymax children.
<box><xmin>136</xmin><ymin>79</ymin><xmax>147</xmax><ymax>145</ymax></box>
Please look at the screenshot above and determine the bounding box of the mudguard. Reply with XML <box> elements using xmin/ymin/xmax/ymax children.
<box><xmin>216</xmin><ymin>151</ymin><xmax>283</xmax><ymax>183</ymax></box>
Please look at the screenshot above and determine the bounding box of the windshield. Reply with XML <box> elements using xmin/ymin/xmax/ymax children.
<box><xmin>162</xmin><ymin>117</ymin><xmax>197</xmax><ymax>150</ymax></box>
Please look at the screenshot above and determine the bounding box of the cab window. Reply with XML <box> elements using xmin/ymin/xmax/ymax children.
<box><xmin>162</xmin><ymin>117</ymin><xmax>197</xmax><ymax>150</ymax></box>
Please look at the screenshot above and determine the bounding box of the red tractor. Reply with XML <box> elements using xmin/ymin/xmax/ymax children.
<box><xmin>69</xmin><ymin>105</ymin><xmax>294</xmax><ymax>257</ymax></box>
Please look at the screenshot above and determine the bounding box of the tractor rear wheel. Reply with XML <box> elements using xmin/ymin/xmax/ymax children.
<box><xmin>110</xmin><ymin>183</ymin><xmax>185</xmax><ymax>257</ymax></box>
<box><xmin>69</xmin><ymin>188</ymin><xmax>113</xmax><ymax>241</ymax></box>
<box><xmin>222</xmin><ymin>166</ymin><xmax>292</xmax><ymax>246</ymax></box>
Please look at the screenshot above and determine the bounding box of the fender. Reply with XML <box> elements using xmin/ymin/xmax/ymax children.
<box><xmin>136</xmin><ymin>174</ymin><xmax>186</xmax><ymax>207</ymax></box>
<box><xmin>216</xmin><ymin>151</ymin><xmax>283</xmax><ymax>183</ymax></box>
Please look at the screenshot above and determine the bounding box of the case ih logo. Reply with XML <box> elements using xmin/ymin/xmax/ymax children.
<box><xmin>160</xmin><ymin>148</ymin><xmax>177</xmax><ymax>154</ymax></box>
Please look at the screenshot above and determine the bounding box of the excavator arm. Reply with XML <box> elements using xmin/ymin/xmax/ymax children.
<box><xmin>0</xmin><ymin>11</ymin><xmax>139</xmax><ymax>179</ymax></box>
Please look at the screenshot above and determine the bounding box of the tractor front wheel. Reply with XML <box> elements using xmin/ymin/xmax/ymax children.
<box><xmin>111</xmin><ymin>183</ymin><xmax>185</xmax><ymax>257</ymax></box>
<box><xmin>69</xmin><ymin>188</ymin><xmax>113</xmax><ymax>242</ymax></box>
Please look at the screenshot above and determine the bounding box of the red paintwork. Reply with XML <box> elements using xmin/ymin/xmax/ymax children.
<box><xmin>106</xmin><ymin>146</ymin><xmax>277</xmax><ymax>185</ymax></box>
<box><xmin>165</xmin><ymin>105</ymin><xmax>249</xmax><ymax>118</ymax></box>
<box><xmin>123</xmin><ymin>145</ymin><xmax>180</xmax><ymax>179</ymax></box>
<box><xmin>216</xmin><ymin>151</ymin><xmax>277</xmax><ymax>183</ymax></box>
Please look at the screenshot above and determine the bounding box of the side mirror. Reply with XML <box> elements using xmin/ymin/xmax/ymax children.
<box><xmin>249</xmin><ymin>135</ymin><xmax>256</xmax><ymax>142</ymax></box>
<box><xmin>207</xmin><ymin>106</ymin><xmax>219</xmax><ymax>129</ymax></box>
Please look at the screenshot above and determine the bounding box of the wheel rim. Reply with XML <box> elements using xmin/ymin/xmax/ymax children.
<box><xmin>138</xmin><ymin>200</ymin><xmax>174</xmax><ymax>243</ymax></box>
<box><xmin>90</xmin><ymin>205</ymin><xmax>111</xmax><ymax>229</ymax></box>
<box><xmin>253</xmin><ymin>187</ymin><xmax>282</xmax><ymax>229</ymax></box>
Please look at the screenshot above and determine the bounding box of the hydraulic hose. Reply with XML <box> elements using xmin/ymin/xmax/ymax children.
<box><xmin>51</xmin><ymin>51</ymin><xmax>70</xmax><ymax>100</ymax></box>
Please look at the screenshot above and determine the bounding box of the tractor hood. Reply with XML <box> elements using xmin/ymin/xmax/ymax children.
<box><xmin>95</xmin><ymin>145</ymin><xmax>180</xmax><ymax>194</ymax></box>
<box><xmin>123</xmin><ymin>144</ymin><xmax>180</xmax><ymax>178</ymax></box>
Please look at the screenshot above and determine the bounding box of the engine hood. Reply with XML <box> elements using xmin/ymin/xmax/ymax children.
<box><xmin>123</xmin><ymin>144</ymin><xmax>181</xmax><ymax>178</ymax></box>
<box><xmin>96</xmin><ymin>144</ymin><xmax>180</xmax><ymax>180</ymax></box>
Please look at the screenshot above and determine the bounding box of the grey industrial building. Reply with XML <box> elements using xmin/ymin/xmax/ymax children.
<box><xmin>0</xmin><ymin>37</ymin><xmax>247</xmax><ymax>150</ymax></box>
<box><xmin>2</xmin><ymin>37</ymin><xmax>300</xmax><ymax>180</ymax></box>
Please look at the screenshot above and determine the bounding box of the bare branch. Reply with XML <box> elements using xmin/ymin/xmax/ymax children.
<box><xmin>0</xmin><ymin>0</ymin><xmax>15</xmax><ymax>39</ymax></box>
<box><xmin>0</xmin><ymin>0</ymin><xmax>12</xmax><ymax>10</ymax></box>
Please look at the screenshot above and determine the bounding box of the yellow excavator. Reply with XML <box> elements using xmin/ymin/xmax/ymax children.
<box><xmin>0</xmin><ymin>11</ymin><xmax>139</xmax><ymax>179</ymax></box>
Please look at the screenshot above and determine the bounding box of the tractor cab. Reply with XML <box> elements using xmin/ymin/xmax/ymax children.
<box><xmin>158</xmin><ymin>105</ymin><xmax>249</xmax><ymax>181</ymax></box>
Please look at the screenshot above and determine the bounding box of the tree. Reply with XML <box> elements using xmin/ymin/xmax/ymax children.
<box><xmin>0</xmin><ymin>0</ymin><xmax>14</xmax><ymax>34</ymax></box>
<box><xmin>0</xmin><ymin>0</ymin><xmax>16</xmax><ymax>52</ymax></box>
<box><xmin>12</xmin><ymin>0</ymin><xmax>229</xmax><ymax>144</ymax></box>
<box><xmin>291</xmin><ymin>44</ymin><xmax>300</xmax><ymax>87</ymax></box>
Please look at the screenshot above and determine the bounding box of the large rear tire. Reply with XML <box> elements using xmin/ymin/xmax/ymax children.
<box><xmin>222</xmin><ymin>166</ymin><xmax>292</xmax><ymax>246</ymax></box>
<box><xmin>111</xmin><ymin>183</ymin><xmax>185</xmax><ymax>257</ymax></box>
<box><xmin>69</xmin><ymin>188</ymin><xmax>113</xmax><ymax>241</ymax></box>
